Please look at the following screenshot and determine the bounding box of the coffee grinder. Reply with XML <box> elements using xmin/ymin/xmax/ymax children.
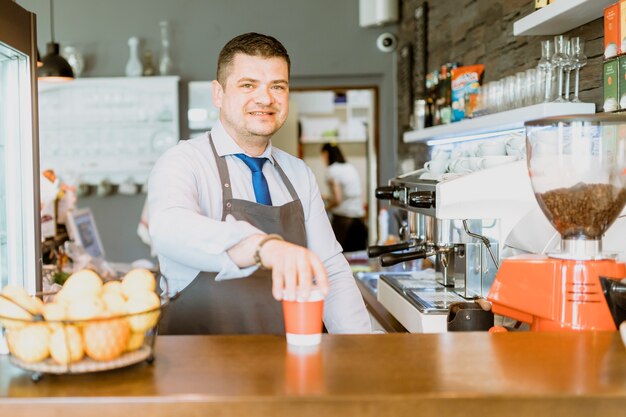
<box><xmin>488</xmin><ymin>114</ymin><xmax>626</xmax><ymax>331</ymax></box>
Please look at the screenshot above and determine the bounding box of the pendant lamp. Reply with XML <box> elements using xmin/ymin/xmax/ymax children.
<box><xmin>37</xmin><ymin>0</ymin><xmax>74</xmax><ymax>81</ymax></box>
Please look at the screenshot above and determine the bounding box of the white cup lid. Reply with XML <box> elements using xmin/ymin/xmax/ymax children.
<box><xmin>283</xmin><ymin>287</ymin><xmax>325</xmax><ymax>302</ymax></box>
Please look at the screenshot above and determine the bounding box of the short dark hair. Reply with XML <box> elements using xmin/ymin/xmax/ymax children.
<box><xmin>216</xmin><ymin>32</ymin><xmax>291</xmax><ymax>86</ymax></box>
<box><xmin>321</xmin><ymin>143</ymin><xmax>346</xmax><ymax>165</ymax></box>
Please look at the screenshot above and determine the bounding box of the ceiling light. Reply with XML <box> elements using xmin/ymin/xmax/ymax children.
<box><xmin>37</xmin><ymin>0</ymin><xmax>74</xmax><ymax>82</ymax></box>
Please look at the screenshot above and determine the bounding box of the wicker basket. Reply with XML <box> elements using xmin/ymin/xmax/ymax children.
<box><xmin>0</xmin><ymin>278</ymin><xmax>169</xmax><ymax>381</ymax></box>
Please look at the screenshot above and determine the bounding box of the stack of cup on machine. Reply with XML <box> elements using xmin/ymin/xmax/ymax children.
<box><xmin>421</xmin><ymin>134</ymin><xmax>526</xmax><ymax>179</ymax></box>
<box><xmin>421</xmin><ymin>148</ymin><xmax>450</xmax><ymax>179</ymax></box>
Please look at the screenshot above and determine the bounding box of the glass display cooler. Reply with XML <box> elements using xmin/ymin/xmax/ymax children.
<box><xmin>0</xmin><ymin>0</ymin><xmax>42</xmax><ymax>296</ymax></box>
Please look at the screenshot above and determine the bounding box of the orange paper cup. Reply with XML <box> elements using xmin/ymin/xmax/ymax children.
<box><xmin>282</xmin><ymin>289</ymin><xmax>324</xmax><ymax>346</ymax></box>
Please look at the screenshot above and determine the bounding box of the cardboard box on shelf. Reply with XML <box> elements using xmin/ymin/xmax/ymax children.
<box><xmin>605</xmin><ymin>3</ymin><xmax>620</xmax><ymax>59</ymax></box>
<box><xmin>450</xmin><ymin>65</ymin><xmax>484</xmax><ymax>122</ymax></box>
<box><xmin>620</xmin><ymin>0</ymin><xmax>626</xmax><ymax>56</ymax></box>
<box><xmin>604</xmin><ymin>59</ymin><xmax>619</xmax><ymax>112</ymax></box>
<box><xmin>619</xmin><ymin>56</ymin><xmax>626</xmax><ymax>109</ymax></box>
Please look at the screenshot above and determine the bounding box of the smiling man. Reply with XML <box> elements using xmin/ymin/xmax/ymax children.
<box><xmin>148</xmin><ymin>33</ymin><xmax>371</xmax><ymax>335</ymax></box>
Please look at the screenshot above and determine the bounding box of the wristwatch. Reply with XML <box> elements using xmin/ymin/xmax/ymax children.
<box><xmin>253</xmin><ymin>234</ymin><xmax>284</xmax><ymax>269</ymax></box>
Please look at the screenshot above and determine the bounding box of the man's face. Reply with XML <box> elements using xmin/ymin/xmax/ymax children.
<box><xmin>213</xmin><ymin>53</ymin><xmax>289</xmax><ymax>143</ymax></box>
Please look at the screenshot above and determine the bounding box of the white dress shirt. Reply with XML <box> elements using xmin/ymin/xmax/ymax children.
<box><xmin>148</xmin><ymin>120</ymin><xmax>371</xmax><ymax>334</ymax></box>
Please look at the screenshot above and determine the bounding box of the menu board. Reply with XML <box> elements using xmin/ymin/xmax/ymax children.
<box><xmin>38</xmin><ymin>76</ymin><xmax>180</xmax><ymax>189</ymax></box>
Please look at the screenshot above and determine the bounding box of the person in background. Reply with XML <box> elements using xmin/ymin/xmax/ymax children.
<box><xmin>320</xmin><ymin>143</ymin><xmax>368</xmax><ymax>252</ymax></box>
<box><xmin>148</xmin><ymin>33</ymin><xmax>371</xmax><ymax>335</ymax></box>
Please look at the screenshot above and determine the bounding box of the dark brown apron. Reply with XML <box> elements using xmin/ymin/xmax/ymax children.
<box><xmin>158</xmin><ymin>135</ymin><xmax>307</xmax><ymax>335</ymax></box>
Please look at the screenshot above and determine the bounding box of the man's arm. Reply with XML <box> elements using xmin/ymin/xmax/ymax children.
<box><xmin>148</xmin><ymin>145</ymin><xmax>263</xmax><ymax>277</ymax></box>
<box><xmin>227</xmin><ymin>234</ymin><xmax>328</xmax><ymax>301</ymax></box>
<box><xmin>149</xmin><ymin>143</ymin><xmax>329</xmax><ymax>298</ymax></box>
<box><xmin>323</xmin><ymin>252</ymin><xmax>372</xmax><ymax>333</ymax></box>
<box><xmin>302</xmin><ymin>165</ymin><xmax>372</xmax><ymax>333</ymax></box>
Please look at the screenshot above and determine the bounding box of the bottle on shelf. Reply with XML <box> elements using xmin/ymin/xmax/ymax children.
<box><xmin>125</xmin><ymin>36</ymin><xmax>143</xmax><ymax>77</ymax></box>
<box><xmin>429</xmin><ymin>70</ymin><xmax>441</xmax><ymax>126</ymax></box>
<box><xmin>424</xmin><ymin>72</ymin><xmax>435</xmax><ymax>128</ymax></box>
<box><xmin>142</xmin><ymin>50</ymin><xmax>156</xmax><ymax>76</ymax></box>
<box><xmin>438</xmin><ymin>64</ymin><xmax>452</xmax><ymax>125</ymax></box>
<box><xmin>159</xmin><ymin>20</ymin><xmax>173</xmax><ymax>76</ymax></box>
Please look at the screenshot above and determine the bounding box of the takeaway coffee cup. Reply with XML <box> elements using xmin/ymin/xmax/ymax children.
<box><xmin>283</xmin><ymin>288</ymin><xmax>325</xmax><ymax>346</ymax></box>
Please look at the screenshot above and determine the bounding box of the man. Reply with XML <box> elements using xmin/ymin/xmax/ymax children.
<box><xmin>149</xmin><ymin>32</ymin><xmax>371</xmax><ymax>335</ymax></box>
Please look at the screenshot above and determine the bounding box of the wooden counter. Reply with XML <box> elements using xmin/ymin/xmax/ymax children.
<box><xmin>2</xmin><ymin>332</ymin><xmax>626</xmax><ymax>416</ymax></box>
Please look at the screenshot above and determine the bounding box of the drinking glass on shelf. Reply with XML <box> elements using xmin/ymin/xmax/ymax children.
<box><xmin>490</xmin><ymin>82</ymin><xmax>499</xmax><ymax>114</ymax></box>
<box><xmin>537</xmin><ymin>40</ymin><xmax>554</xmax><ymax>103</ymax></box>
<box><xmin>514</xmin><ymin>71</ymin><xmax>526</xmax><ymax>108</ymax></box>
<box><xmin>481</xmin><ymin>82</ymin><xmax>493</xmax><ymax>115</ymax></box>
<box><xmin>534</xmin><ymin>66</ymin><xmax>545</xmax><ymax>104</ymax></box>
<box><xmin>570</xmin><ymin>37</ymin><xmax>587</xmax><ymax>103</ymax></box>
<box><xmin>551</xmin><ymin>35</ymin><xmax>570</xmax><ymax>103</ymax></box>
<box><xmin>503</xmin><ymin>75</ymin><xmax>516</xmax><ymax>111</ymax></box>
<box><xmin>473</xmin><ymin>84</ymin><xmax>485</xmax><ymax>116</ymax></box>
<box><xmin>494</xmin><ymin>78</ymin><xmax>503</xmax><ymax>112</ymax></box>
<box><xmin>491</xmin><ymin>81</ymin><xmax>501</xmax><ymax>114</ymax></box>
<box><xmin>525</xmin><ymin>68</ymin><xmax>538</xmax><ymax>106</ymax></box>
<box><xmin>563</xmin><ymin>40</ymin><xmax>573</xmax><ymax>101</ymax></box>
<box><xmin>478</xmin><ymin>83</ymin><xmax>495</xmax><ymax>116</ymax></box>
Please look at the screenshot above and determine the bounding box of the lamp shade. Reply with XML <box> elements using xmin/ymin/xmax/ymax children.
<box><xmin>37</xmin><ymin>42</ymin><xmax>74</xmax><ymax>81</ymax></box>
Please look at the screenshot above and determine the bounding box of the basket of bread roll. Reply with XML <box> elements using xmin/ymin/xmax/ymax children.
<box><xmin>0</xmin><ymin>268</ymin><xmax>168</xmax><ymax>381</ymax></box>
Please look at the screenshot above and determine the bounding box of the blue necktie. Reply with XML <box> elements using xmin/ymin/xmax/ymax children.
<box><xmin>234</xmin><ymin>154</ymin><xmax>272</xmax><ymax>206</ymax></box>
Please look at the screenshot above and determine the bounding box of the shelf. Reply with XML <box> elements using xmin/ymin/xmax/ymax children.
<box><xmin>333</xmin><ymin>103</ymin><xmax>370</xmax><ymax>110</ymax></box>
<box><xmin>513</xmin><ymin>0</ymin><xmax>613</xmax><ymax>36</ymax></box>
<box><xmin>403</xmin><ymin>102</ymin><xmax>596</xmax><ymax>144</ymax></box>
<box><xmin>301</xmin><ymin>137</ymin><xmax>366</xmax><ymax>144</ymax></box>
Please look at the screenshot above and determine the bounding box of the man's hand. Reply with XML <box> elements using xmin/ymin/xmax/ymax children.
<box><xmin>259</xmin><ymin>239</ymin><xmax>328</xmax><ymax>301</ymax></box>
<box><xmin>227</xmin><ymin>234</ymin><xmax>329</xmax><ymax>301</ymax></box>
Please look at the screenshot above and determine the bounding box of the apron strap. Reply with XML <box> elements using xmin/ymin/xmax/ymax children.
<box><xmin>271</xmin><ymin>157</ymin><xmax>300</xmax><ymax>202</ymax></box>
<box><xmin>208</xmin><ymin>133</ymin><xmax>301</xmax><ymax>211</ymax></box>
<box><xmin>208</xmin><ymin>134</ymin><xmax>234</xmax><ymax>220</ymax></box>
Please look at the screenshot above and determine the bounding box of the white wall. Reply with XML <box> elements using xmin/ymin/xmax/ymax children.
<box><xmin>19</xmin><ymin>0</ymin><xmax>398</xmax><ymax>261</ymax></box>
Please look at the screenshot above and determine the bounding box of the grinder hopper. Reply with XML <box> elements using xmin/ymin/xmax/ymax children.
<box><xmin>488</xmin><ymin>114</ymin><xmax>626</xmax><ymax>331</ymax></box>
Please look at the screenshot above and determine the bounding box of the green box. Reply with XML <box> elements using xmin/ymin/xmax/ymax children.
<box><xmin>619</xmin><ymin>56</ymin><xmax>626</xmax><ymax>110</ymax></box>
<box><xmin>604</xmin><ymin>59</ymin><xmax>619</xmax><ymax>112</ymax></box>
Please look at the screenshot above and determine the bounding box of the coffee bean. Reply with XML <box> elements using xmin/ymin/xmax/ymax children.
<box><xmin>537</xmin><ymin>183</ymin><xmax>626</xmax><ymax>239</ymax></box>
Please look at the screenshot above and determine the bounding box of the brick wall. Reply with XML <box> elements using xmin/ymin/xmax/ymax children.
<box><xmin>397</xmin><ymin>0</ymin><xmax>604</xmax><ymax>169</ymax></box>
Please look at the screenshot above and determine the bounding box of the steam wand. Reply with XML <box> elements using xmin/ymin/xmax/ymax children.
<box><xmin>462</xmin><ymin>220</ymin><xmax>499</xmax><ymax>269</ymax></box>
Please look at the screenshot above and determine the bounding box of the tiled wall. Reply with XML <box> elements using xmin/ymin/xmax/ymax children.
<box><xmin>397</xmin><ymin>0</ymin><xmax>604</xmax><ymax>168</ymax></box>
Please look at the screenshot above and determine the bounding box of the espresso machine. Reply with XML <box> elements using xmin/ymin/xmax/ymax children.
<box><xmin>488</xmin><ymin>114</ymin><xmax>626</xmax><ymax>331</ymax></box>
<box><xmin>370</xmin><ymin>156</ymin><xmax>541</xmax><ymax>332</ymax></box>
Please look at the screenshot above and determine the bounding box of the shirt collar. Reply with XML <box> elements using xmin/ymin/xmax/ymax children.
<box><xmin>210</xmin><ymin>120</ymin><xmax>275</xmax><ymax>164</ymax></box>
